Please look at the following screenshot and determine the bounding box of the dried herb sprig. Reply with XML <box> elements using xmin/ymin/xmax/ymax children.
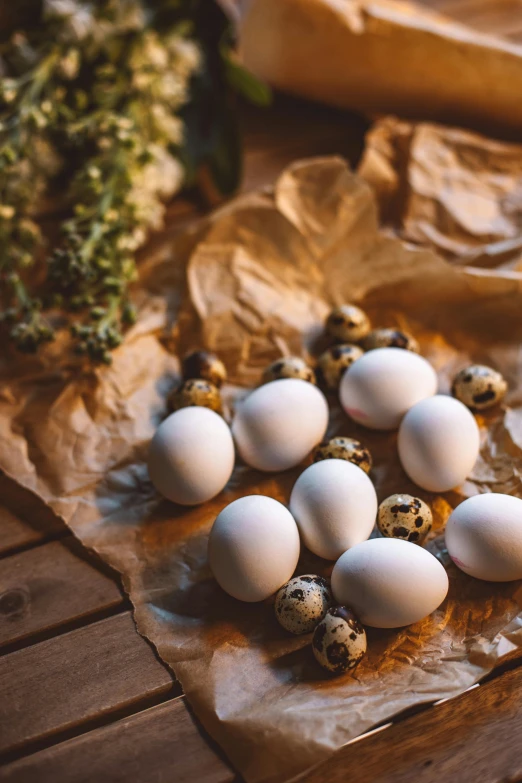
<box><xmin>0</xmin><ymin>0</ymin><xmax>269</xmax><ymax>362</ymax></box>
<box><xmin>45</xmin><ymin>21</ymin><xmax>199</xmax><ymax>362</ymax></box>
<box><xmin>0</xmin><ymin>40</ymin><xmax>64</xmax><ymax>351</ymax></box>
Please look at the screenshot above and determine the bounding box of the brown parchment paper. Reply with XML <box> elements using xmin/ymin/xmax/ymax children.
<box><xmin>3</xmin><ymin>156</ymin><xmax>522</xmax><ymax>782</ymax></box>
<box><xmin>238</xmin><ymin>0</ymin><xmax>522</xmax><ymax>135</ymax></box>
<box><xmin>358</xmin><ymin>117</ymin><xmax>522</xmax><ymax>267</ymax></box>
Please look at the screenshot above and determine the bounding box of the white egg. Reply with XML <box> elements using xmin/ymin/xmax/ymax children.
<box><xmin>446</xmin><ymin>493</ymin><xmax>522</xmax><ymax>581</ymax></box>
<box><xmin>339</xmin><ymin>347</ymin><xmax>437</xmax><ymax>430</ymax></box>
<box><xmin>332</xmin><ymin>538</ymin><xmax>449</xmax><ymax>628</ymax></box>
<box><xmin>148</xmin><ymin>407</ymin><xmax>235</xmax><ymax>506</ymax></box>
<box><xmin>208</xmin><ymin>495</ymin><xmax>300</xmax><ymax>602</ymax></box>
<box><xmin>232</xmin><ymin>378</ymin><xmax>329</xmax><ymax>471</ymax></box>
<box><xmin>289</xmin><ymin>459</ymin><xmax>378</xmax><ymax>560</ymax></box>
<box><xmin>398</xmin><ymin>395</ymin><xmax>480</xmax><ymax>492</ymax></box>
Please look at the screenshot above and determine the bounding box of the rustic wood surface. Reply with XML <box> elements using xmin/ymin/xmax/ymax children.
<box><xmin>0</xmin><ymin>474</ymin><xmax>65</xmax><ymax>556</ymax></box>
<box><xmin>0</xmin><ymin>699</ymin><xmax>235</xmax><ymax>783</ymax></box>
<box><xmin>0</xmin><ymin>506</ymin><xmax>42</xmax><ymax>557</ymax></box>
<box><xmin>2</xmin><ymin>2</ymin><xmax>522</xmax><ymax>781</ymax></box>
<box><xmin>0</xmin><ymin>612</ymin><xmax>175</xmax><ymax>759</ymax></box>
<box><xmin>0</xmin><ymin>539</ymin><xmax>123</xmax><ymax>651</ymax></box>
<box><xmin>305</xmin><ymin>668</ymin><xmax>522</xmax><ymax>783</ymax></box>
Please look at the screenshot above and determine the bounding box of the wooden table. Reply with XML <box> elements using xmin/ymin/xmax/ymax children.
<box><xmin>2</xmin><ymin>3</ymin><xmax>522</xmax><ymax>780</ymax></box>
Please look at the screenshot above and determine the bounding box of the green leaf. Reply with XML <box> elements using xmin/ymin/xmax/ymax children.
<box><xmin>223</xmin><ymin>56</ymin><xmax>271</xmax><ymax>107</ymax></box>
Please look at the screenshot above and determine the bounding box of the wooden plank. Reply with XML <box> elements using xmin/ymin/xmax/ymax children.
<box><xmin>303</xmin><ymin>665</ymin><xmax>522</xmax><ymax>783</ymax></box>
<box><xmin>5</xmin><ymin>664</ymin><xmax>522</xmax><ymax>783</ymax></box>
<box><xmin>0</xmin><ymin>540</ymin><xmax>123</xmax><ymax>651</ymax></box>
<box><xmin>0</xmin><ymin>506</ymin><xmax>45</xmax><ymax>558</ymax></box>
<box><xmin>0</xmin><ymin>474</ymin><xmax>64</xmax><ymax>557</ymax></box>
<box><xmin>0</xmin><ymin>612</ymin><xmax>174</xmax><ymax>758</ymax></box>
<box><xmin>0</xmin><ymin>698</ymin><xmax>235</xmax><ymax>783</ymax></box>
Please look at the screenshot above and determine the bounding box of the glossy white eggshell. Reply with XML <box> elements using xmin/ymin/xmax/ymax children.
<box><xmin>148</xmin><ymin>407</ymin><xmax>235</xmax><ymax>505</ymax></box>
<box><xmin>208</xmin><ymin>495</ymin><xmax>300</xmax><ymax>602</ymax></box>
<box><xmin>398</xmin><ymin>395</ymin><xmax>480</xmax><ymax>492</ymax></box>
<box><xmin>339</xmin><ymin>348</ymin><xmax>437</xmax><ymax>430</ymax></box>
<box><xmin>232</xmin><ymin>378</ymin><xmax>329</xmax><ymax>471</ymax></box>
<box><xmin>332</xmin><ymin>538</ymin><xmax>449</xmax><ymax>628</ymax></box>
<box><xmin>289</xmin><ymin>459</ymin><xmax>378</xmax><ymax>560</ymax></box>
<box><xmin>446</xmin><ymin>493</ymin><xmax>522</xmax><ymax>581</ymax></box>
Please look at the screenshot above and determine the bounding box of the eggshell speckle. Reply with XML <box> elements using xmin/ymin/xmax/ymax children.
<box><xmin>326</xmin><ymin>304</ymin><xmax>370</xmax><ymax>343</ymax></box>
<box><xmin>363</xmin><ymin>328</ymin><xmax>419</xmax><ymax>353</ymax></box>
<box><xmin>208</xmin><ymin>495</ymin><xmax>300</xmax><ymax>602</ymax></box>
<box><xmin>377</xmin><ymin>494</ymin><xmax>432</xmax><ymax>544</ymax></box>
<box><xmin>168</xmin><ymin>378</ymin><xmax>222</xmax><ymax>415</ymax></box>
<box><xmin>332</xmin><ymin>538</ymin><xmax>449</xmax><ymax>628</ymax></box>
<box><xmin>446</xmin><ymin>493</ymin><xmax>522</xmax><ymax>582</ymax></box>
<box><xmin>452</xmin><ymin>365</ymin><xmax>507</xmax><ymax>411</ymax></box>
<box><xmin>339</xmin><ymin>347</ymin><xmax>437</xmax><ymax>430</ymax></box>
<box><xmin>232</xmin><ymin>378</ymin><xmax>329</xmax><ymax>472</ymax></box>
<box><xmin>312</xmin><ymin>607</ymin><xmax>367</xmax><ymax>674</ymax></box>
<box><xmin>289</xmin><ymin>459</ymin><xmax>378</xmax><ymax>560</ymax></box>
<box><xmin>182</xmin><ymin>350</ymin><xmax>227</xmax><ymax>388</ymax></box>
<box><xmin>316</xmin><ymin>344</ymin><xmax>364</xmax><ymax>390</ymax></box>
<box><xmin>148</xmin><ymin>407</ymin><xmax>234</xmax><ymax>506</ymax></box>
<box><xmin>398</xmin><ymin>395</ymin><xmax>480</xmax><ymax>492</ymax></box>
<box><xmin>262</xmin><ymin>356</ymin><xmax>316</xmax><ymax>385</ymax></box>
<box><xmin>312</xmin><ymin>436</ymin><xmax>372</xmax><ymax>475</ymax></box>
<box><xmin>275</xmin><ymin>575</ymin><xmax>331</xmax><ymax>634</ymax></box>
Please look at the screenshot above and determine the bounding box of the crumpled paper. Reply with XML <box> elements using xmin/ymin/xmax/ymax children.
<box><xmin>3</xmin><ymin>155</ymin><xmax>522</xmax><ymax>783</ymax></box>
<box><xmin>358</xmin><ymin>116</ymin><xmax>522</xmax><ymax>267</ymax></box>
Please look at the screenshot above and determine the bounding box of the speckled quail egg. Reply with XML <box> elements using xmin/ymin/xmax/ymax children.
<box><xmin>451</xmin><ymin>364</ymin><xmax>507</xmax><ymax>411</ymax></box>
<box><xmin>326</xmin><ymin>304</ymin><xmax>370</xmax><ymax>343</ymax></box>
<box><xmin>316</xmin><ymin>344</ymin><xmax>364</xmax><ymax>390</ymax></box>
<box><xmin>312</xmin><ymin>437</ymin><xmax>372</xmax><ymax>475</ymax></box>
<box><xmin>363</xmin><ymin>328</ymin><xmax>419</xmax><ymax>353</ymax></box>
<box><xmin>377</xmin><ymin>494</ymin><xmax>432</xmax><ymax>544</ymax></box>
<box><xmin>312</xmin><ymin>606</ymin><xmax>367</xmax><ymax>675</ymax></box>
<box><xmin>275</xmin><ymin>575</ymin><xmax>332</xmax><ymax>634</ymax></box>
<box><xmin>168</xmin><ymin>379</ymin><xmax>223</xmax><ymax>414</ymax></box>
<box><xmin>262</xmin><ymin>356</ymin><xmax>316</xmax><ymax>385</ymax></box>
<box><xmin>182</xmin><ymin>350</ymin><xmax>227</xmax><ymax>388</ymax></box>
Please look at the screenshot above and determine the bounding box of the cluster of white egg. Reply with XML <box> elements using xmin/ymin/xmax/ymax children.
<box><xmin>147</xmin><ymin>308</ymin><xmax>521</xmax><ymax>674</ymax></box>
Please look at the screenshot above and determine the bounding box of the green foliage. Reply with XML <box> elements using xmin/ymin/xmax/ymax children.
<box><xmin>223</xmin><ymin>55</ymin><xmax>272</xmax><ymax>107</ymax></box>
<box><xmin>0</xmin><ymin>0</ymin><xmax>269</xmax><ymax>362</ymax></box>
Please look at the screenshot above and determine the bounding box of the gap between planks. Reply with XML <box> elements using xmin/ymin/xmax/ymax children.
<box><xmin>0</xmin><ymin>536</ymin><xmax>128</xmax><ymax>654</ymax></box>
<box><xmin>1</xmin><ymin>603</ymin><xmax>522</xmax><ymax>781</ymax></box>
<box><xmin>0</xmin><ymin>696</ymin><xmax>235</xmax><ymax>783</ymax></box>
<box><xmin>1</xmin><ymin>11</ymin><xmax>522</xmax><ymax>776</ymax></box>
<box><xmin>0</xmin><ymin>502</ymin><xmax>67</xmax><ymax>561</ymax></box>
<box><xmin>3</xmin><ymin>524</ymin><xmax>522</xmax><ymax>781</ymax></box>
<box><xmin>0</xmin><ymin>477</ymin><xmax>66</xmax><ymax>559</ymax></box>
<box><xmin>0</xmin><ymin>611</ymin><xmax>180</xmax><ymax>764</ymax></box>
<box><xmin>3</xmin><ymin>663</ymin><xmax>522</xmax><ymax>783</ymax></box>
<box><xmin>302</xmin><ymin>662</ymin><xmax>522</xmax><ymax>783</ymax></box>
